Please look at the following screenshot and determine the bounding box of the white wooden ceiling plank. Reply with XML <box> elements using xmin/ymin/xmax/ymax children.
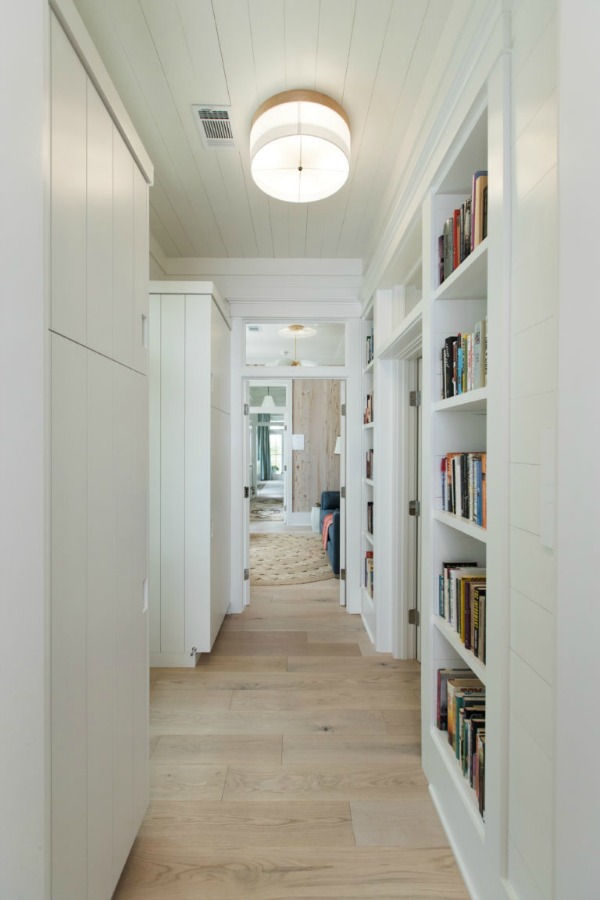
<box><xmin>269</xmin><ymin>200</ymin><xmax>291</xmax><ymax>258</ymax></box>
<box><xmin>335</xmin><ymin>0</ymin><xmax>433</xmax><ymax>256</ymax></box>
<box><xmin>149</xmin><ymin>202</ymin><xmax>181</xmax><ymax>258</ymax></box>
<box><xmin>75</xmin><ymin>0</ymin><xmax>227</xmax><ymax>256</ymax></box>
<box><xmin>139</xmin><ymin>0</ymin><xmax>254</xmax><ymax>257</ymax></box>
<box><xmin>150</xmin><ymin>175</ymin><xmax>197</xmax><ymax>256</ymax></box>
<box><xmin>314</xmin><ymin>0</ymin><xmax>356</xmax><ymax>104</ymax></box>
<box><xmin>248</xmin><ymin>0</ymin><xmax>286</xmax><ymax>104</ymax></box>
<box><xmin>284</xmin><ymin>0</ymin><xmax>320</xmax><ymax>90</ymax></box>
<box><xmin>175</xmin><ymin>0</ymin><xmax>230</xmax><ymax>104</ymax></box>
<box><xmin>319</xmin><ymin>0</ymin><xmax>393</xmax><ymax>257</ymax></box>
<box><xmin>288</xmin><ymin>205</ymin><xmax>308</xmax><ymax>258</ymax></box>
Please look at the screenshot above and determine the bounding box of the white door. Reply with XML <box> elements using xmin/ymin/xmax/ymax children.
<box><xmin>243</xmin><ymin>381</ymin><xmax>251</xmax><ymax>607</ymax></box>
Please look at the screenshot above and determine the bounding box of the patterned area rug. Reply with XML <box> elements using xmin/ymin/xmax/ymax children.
<box><xmin>250</xmin><ymin>496</ymin><xmax>284</xmax><ymax>522</ymax></box>
<box><xmin>250</xmin><ymin>533</ymin><xmax>334</xmax><ymax>585</ymax></box>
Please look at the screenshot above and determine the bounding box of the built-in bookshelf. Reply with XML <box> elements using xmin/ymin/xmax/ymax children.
<box><xmin>361</xmin><ymin>308</ymin><xmax>375</xmax><ymax>641</ymax></box>
<box><xmin>418</xmin><ymin>76</ymin><xmax>510</xmax><ymax>897</ymax></box>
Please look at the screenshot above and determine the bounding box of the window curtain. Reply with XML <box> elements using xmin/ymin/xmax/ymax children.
<box><xmin>257</xmin><ymin>414</ymin><xmax>271</xmax><ymax>480</ymax></box>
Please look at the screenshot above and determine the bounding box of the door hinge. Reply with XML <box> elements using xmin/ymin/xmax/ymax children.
<box><xmin>408</xmin><ymin>499</ymin><xmax>420</xmax><ymax>516</ymax></box>
<box><xmin>340</xmin><ymin>486</ymin><xmax>346</xmax><ymax>499</ymax></box>
<box><xmin>340</xmin><ymin>568</ymin><xmax>346</xmax><ymax>581</ymax></box>
<box><xmin>408</xmin><ymin>608</ymin><xmax>420</xmax><ymax>626</ymax></box>
<box><xmin>244</xmin><ymin>403</ymin><xmax>249</xmax><ymax>415</ymax></box>
<box><xmin>244</xmin><ymin>568</ymin><xmax>250</xmax><ymax>581</ymax></box>
<box><xmin>244</xmin><ymin>486</ymin><xmax>250</xmax><ymax>499</ymax></box>
<box><xmin>409</xmin><ymin>390</ymin><xmax>421</xmax><ymax>408</ymax></box>
<box><xmin>190</xmin><ymin>645</ymin><xmax>198</xmax><ymax>656</ymax></box>
<box><xmin>341</xmin><ymin>403</ymin><xmax>346</xmax><ymax>416</ymax></box>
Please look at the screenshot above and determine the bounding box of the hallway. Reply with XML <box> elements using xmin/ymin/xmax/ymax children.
<box><xmin>113</xmin><ymin>580</ymin><xmax>468</xmax><ymax>898</ymax></box>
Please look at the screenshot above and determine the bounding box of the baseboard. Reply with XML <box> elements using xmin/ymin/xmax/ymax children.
<box><xmin>150</xmin><ymin>652</ymin><xmax>199</xmax><ymax>668</ymax></box>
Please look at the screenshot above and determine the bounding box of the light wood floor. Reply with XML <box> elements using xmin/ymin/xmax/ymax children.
<box><xmin>113</xmin><ymin>580</ymin><xmax>469</xmax><ymax>899</ymax></box>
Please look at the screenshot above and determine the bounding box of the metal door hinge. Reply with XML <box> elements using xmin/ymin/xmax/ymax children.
<box><xmin>341</xmin><ymin>404</ymin><xmax>346</xmax><ymax>416</ymax></box>
<box><xmin>244</xmin><ymin>568</ymin><xmax>250</xmax><ymax>581</ymax></box>
<box><xmin>340</xmin><ymin>486</ymin><xmax>346</xmax><ymax>499</ymax></box>
<box><xmin>190</xmin><ymin>645</ymin><xmax>198</xmax><ymax>656</ymax></box>
<box><xmin>408</xmin><ymin>608</ymin><xmax>420</xmax><ymax>626</ymax></box>
<box><xmin>244</xmin><ymin>403</ymin><xmax>249</xmax><ymax>415</ymax></box>
<box><xmin>340</xmin><ymin>568</ymin><xmax>346</xmax><ymax>581</ymax></box>
<box><xmin>409</xmin><ymin>390</ymin><xmax>421</xmax><ymax>408</ymax></box>
<box><xmin>408</xmin><ymin>500</ymin><xmax>420</xmax><ymax>517</ymax></box>
<box><xmin>244</xmin><ymin>486</ymin><xmax>250</xmax><ymax>499</ymax></box>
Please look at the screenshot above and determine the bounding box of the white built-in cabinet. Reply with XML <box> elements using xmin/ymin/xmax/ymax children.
<box><xmin>149</xmin><ymin>285</ymin><xmax>231</xmax><ymax>666</ymax></box>
<box><xmin>50</xmin><ymin>10</ymin><xmax>151</xmax><ymax>899</ymax></box>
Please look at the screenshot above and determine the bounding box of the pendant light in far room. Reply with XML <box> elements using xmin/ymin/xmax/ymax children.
<box><xmin>250</xmin><ymin>90</ymin><xmax>351</xmax><ymax>203</ymax></box>
<box><xmin>261</xmin><ymin>387</ymin><xmax>276</xmax><ymax>410</ymax></box>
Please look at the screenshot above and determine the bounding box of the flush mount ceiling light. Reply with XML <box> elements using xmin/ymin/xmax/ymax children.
<box><xmin>278</xmin><ymin>324</ymin><xmax>317</xmax><ymax>338</ymax></box>
<box><xmin>250</xmin><ymin>90</ymin><xmax>351</xmax><ymax>203</ymax></box>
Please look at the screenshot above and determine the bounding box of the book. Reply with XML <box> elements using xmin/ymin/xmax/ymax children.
<box><xmin>471</xmin><ymin>170</ymin><xmax>488</xmax><ymax>251</ymax></box>
<box><xmin>437</xmin><ymin>669</ymin><xmax>479</xmax><ymax>731</ymax></box>
<box><xmin>447</xmin><ymin>682</ymin><xmax>485</xmax><ymax>753</ymax></box>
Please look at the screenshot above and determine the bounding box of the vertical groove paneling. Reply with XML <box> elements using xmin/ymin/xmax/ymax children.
<box><xmin>86</xmin><ymin>351</ymin><xmax>115</xmax><ymax>900</ymax></box>
<box><xmin>51</xmin><ymin>14</ymin><xmax>87</xmax><ymax>342</ymax></box>
<box><xmin>133</xmin><ymin>164</ymin><xmax>149</xmax><ymax>375</ymax></box>
<box><xmin>51</xmin><ymin>334</ymin><xmax>88</xmax><ymax>899</ymax></box>
<box><xmin>86</xmin><ymin>82</ymin><xmax>114</xmax><ymax>358</ymax></box>
<box><xmin>292</xmin><ymin>380</ymin><xmax>341</xmax><ymax>511</ymax></box>
<box><xmin>159</xmin><ymin>296</ymin><xmax>186</xmax><ymax>652</ymax></box>
<box><xmin>113</xmin><ymin>130</ymin><xmax>135</xmax><ymax>369</ymax></box>
<box><xmin>148</xmin><ymin>294</ymin><xmax>162</xmax><ymax>653</ymax></box>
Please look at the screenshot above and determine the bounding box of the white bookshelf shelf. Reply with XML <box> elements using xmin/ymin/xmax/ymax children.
<box><xmin>364</xmin><ymin>478</ymin><xmax>374</xmax><ymax>488</ymax></box>
<box><xmin>434</xmin><ymin>509</ymin><xmax>487</xmax><ymax>543</ymax></box>
<box><xmin>431</xmin><ymin>728</ymin><xmax>485</xmax><ymax>841</ymax></box>
<box><xmin>363</xmin><ymin>422</ymin><xmax>375</xmax><ymax>430</ymax></box>
<box><xmin>433</xmin><ymin>238</ymin><xmax>488</xmax><ymax>302</ymax></box>
<box><xmin>363</xmin><ymin>359</ymin><xmax>374</xmax><ymax>375</ymax></box>
<box><xmin>363</xmin><ymin>530</ymin><xmax>374</xmax><ymax>546</ymax></box>
<box><xmin>378</xmin><ymin>299</ymin><xmax>424</xmax><ymax>360</ymax></box>
<box><xmin>362</xmin><ymin>587</ymin><xmax>375</xmax><ymax>611</ymax></box>
<box><xmin>433</xmin><ymin>615</ymin><xmax>487</xmax><ymax>684</ymax></box>
<box><xmin>434</xmin><ymin>387</ymin><xmax>487</xmax><ymax>413</ymax></box>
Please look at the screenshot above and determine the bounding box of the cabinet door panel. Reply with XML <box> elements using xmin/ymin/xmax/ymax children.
<box><xmin>133</xmin><ymin>165</ymin><xmax>149</xmax><ymax>375</ymax></box>
<box><xmin>51</xmin><ymin>14</ymin><xmax>86</xmax><ymax>343</ymax></box>
<box><xmin>87</xmin><ymin>84</ymin><xmax>113</xmax><ymax>358</ymax></box>
<box><xmin>148</xmin><ymin>294</ymin><xmax>162</xmax><ymax>653</ymax></box>
<box><xmin>113</xmin><ymin>365</ymin><xmax>136</xmax><ymax>878</ymax></box>
<box><xmin>185</xmin><ymin>296</ymin><xmax>211</xmax><ymax>651</ymax></box>
<box><xmin>160</xmin><ymin>296</ymin><xmax>186</xmax><ymax>652</ymax></box>
<box><xmin>86</xmin><ymin>351</ymin><xmax>115</xmax><ymax>900</ymax></box>
<box><xmin>211</xmin><ymin>301</ymin><xmax>231</xmax><ymax>414</ymax></box>
<box><xmin>211</xmin><ymin>407</ymin><xmax>231</xmax><ymax>645</ymax></box>
<box><xmin>113</xmin><ymin>131</ymin><xmax>134</xmax><ymax>369</ymax></box>
<box><xmin>51</xmin><ymin>334</ymin><xmax>87</xmax><ymax>898</ymax></box>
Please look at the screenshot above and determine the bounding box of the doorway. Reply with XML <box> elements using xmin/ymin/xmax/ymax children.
<box><xmin>242</xmin><ymin>378</ymin><xmax>345</xmax><ymax>608</ymax></box>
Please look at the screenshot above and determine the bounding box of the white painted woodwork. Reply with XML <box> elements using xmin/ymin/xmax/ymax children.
<box><xmin>133</xmin><ymin>164</ymin><xmax>150</xmax><ymax>375</ymax></box>
<box><xmin>48</xmin><ymin>7</ymin><xmax>152</xmax><ymax>899</ymax></box>
<box><xmin>51</xmin><ymin>334</ymin><xmax>88</xmax><ymax>899</ymax></box>
<box><xmin>149</xmin><ymin>287</ymin><xmax>232</xmax><ymax>665</ymax></box>
<box><xmin>51</xmin><ymin>13</ymin><xmax>87</xmax><ymax>343</ymax></box>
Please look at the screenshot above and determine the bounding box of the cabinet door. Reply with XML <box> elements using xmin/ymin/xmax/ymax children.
<box><xmin>87</xmin><ymin>82</ymin><xmax>114</xmax><ymax>358</ymax></box>
<box><xmin>113</xmin><ymin>130</ymin><xmax>134</xmax><ymax>370</ymax></box>
<box><xmin>51</xmin><ymin>334</ymin><xmax>87</xmax><ymax>899</ymax></box>
<box><xmin>51</xmin><ymin>14</ymin><xmax>86</xmax><ymax>344</ymax></box>
<box><xmin>133</xmin><ymin>165</ymin><xmax>149</xmax><ymax>375</ymax></box>
<box><xmin>211</xmin><ymin>406</ymin><xmax>231</xmax><ymax>645</ymax></box>
<box><xmin>211</xmin><ymin>300</ymin><xmax>231</xmax><ymax>414</ymax></box>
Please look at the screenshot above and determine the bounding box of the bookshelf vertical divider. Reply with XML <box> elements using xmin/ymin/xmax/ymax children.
<box><xmin>420</xmin><ymin>56</ymin><xmax>510</xmax><ymax>899</ymax></box>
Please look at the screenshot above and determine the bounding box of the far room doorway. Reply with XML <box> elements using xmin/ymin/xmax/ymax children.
<box><xmin>243</xmin><ymin>378</ymin><xmax>346</xmax><ymax>608</ymax></box>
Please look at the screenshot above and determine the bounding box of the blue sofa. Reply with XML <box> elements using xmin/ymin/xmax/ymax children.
<box><xmin>320</xmin><ymin>490</ymin><xmax>340</xmax><ymax>576</ymax></box>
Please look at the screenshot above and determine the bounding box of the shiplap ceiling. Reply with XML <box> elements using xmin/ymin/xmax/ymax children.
<box><xmin>72</xmin><ymin>0</ymin><xmax>482</xmax><ymax>264</ymax></box>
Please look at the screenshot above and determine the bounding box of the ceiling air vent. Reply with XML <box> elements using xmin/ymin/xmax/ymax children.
<box><xmin>192</xmin><ymin>105</ymin><xmax>235</xmax><ymax>148</ymax></box>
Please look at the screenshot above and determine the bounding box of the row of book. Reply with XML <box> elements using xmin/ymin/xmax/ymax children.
<box><xmin>366</xmin><ymin>501</ymin><xmax>374</xmax><ymax>535</ymax></box>
<box><xmin>438</xmin><ymin>170</ymin><xmax>488</xmax><ymax>285</ymax></box>
<box><xmin>437</xmin><ymin>668</ymin><xmax>486</xmax><ymax>818</ymax></box>
<box><xmin>365</xmin><ymin>449</ymin><xmax>374</xmax><ymax>480</ymax></box>
<box><xmin>364</xmin><ymin>393</ymin><xmax>373</xmax><ymax>424</ymax></box>
<box><xmin>440</xmin><ymin>320</ymin><xmax>487</xmax><ymax>398</ymax></box>
<box><xmin>364</xmin><ymin>551</ymin><xmax>374</xmax><ymax>597</ymax></box>
<box><xmin>365</xmin><ymin>333</ymin><xmax>374</xmax><ymax>367</ymax></box>
<box><xmin>440</xmin><ymin>451</ymin><xmax>487</xmax><ymax>527</ymax></box>
<box><xmin>438</xmin><ymin>562</ymin><xmax>486</xmax><ymax>662</ymax></box>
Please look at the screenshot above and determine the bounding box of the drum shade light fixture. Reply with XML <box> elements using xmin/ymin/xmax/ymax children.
<box><xmin>250</xmin><ymin>90</ymin><xmax>350</xmax><ymax>203</ymax></box>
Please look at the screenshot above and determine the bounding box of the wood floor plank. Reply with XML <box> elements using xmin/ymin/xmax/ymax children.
<box><xmin>196</xmin><ymin>656</ymin><xmax>288</xmax><ymax>672</ymax></box>
<box><xmin>350</xmin><ymin>799</ymin><xmax>450</xmax><ymax>848</ymax></box>
<box><xmin>150</xmin><ymin>765</ymin><xmax>228</xmax><ymax>801</ymax></box>
<box><xmin>150</xmin><ymin>689</ymin><xmax>233</xmax><ymax>710</ymax></box>
<box><xmin>150</xmin><ymin>670</ymin><xmax>420</xmax><ymax>692</ymax></box>
<box><xmin>113</xmin><ymin>846</ymin><xmax>469</xmax><ymax>899</ymax></box>
<box><xmin>382</xmin><ymin>708</ymin><xmax>423</xmax><ymax>736</ymax></box>
<box><xmin>222</xmin><ymin>763</ymin><xmax>428</xmax><ymax>801</ymax></box>
<box><xmin>286</xmin><ymin>655</ymin><xmax>419</xmax><ymax>672</ymax></box>
<box><xmin>137</xmin><ymin>800</ymin><xmax>355</xmax><ymax>849</ymax></box>
<box><xmin>152</xmin><ymin>735</ymin><xmax>282</xmax><ymax>766</ymax></box>
<box><xmin>229</xmin><ymin>685</ymin><xmax>421</xmax><ymax>711</ymax></box>
<box><xmin>282</xmin><ymin>733</ymin><xmax>422</xmax><ymax>764</ymax></box>
<box><xmin>150</xmin><ymin>708</ymin><xmax>388</xmax><ymax>736</ymax></box>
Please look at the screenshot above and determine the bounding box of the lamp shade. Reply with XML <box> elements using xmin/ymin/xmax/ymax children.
<box><xmin>250</xmin><ymin>90</ymin><xmax>350</xmax><ymax>203</ymax></box>
<box><xmin>261</xmin><ymin>394</ymin><xmax>276</xmax><ymax>410</ymax></box>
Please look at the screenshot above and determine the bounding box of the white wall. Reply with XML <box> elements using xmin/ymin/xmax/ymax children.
<box><xmin>555</xmin><ymin>2</ymin><xmax>600</xmax><ymax>896</ymax></box>
<box><xmin>0</xmin><ymin>1</ymin><xmax>49</xmax><ymax>896</ymax></box>
<box><xmin>508</xmin><ymin>3</ymin><xmax>558</xmax><ymax>897</ymax></box>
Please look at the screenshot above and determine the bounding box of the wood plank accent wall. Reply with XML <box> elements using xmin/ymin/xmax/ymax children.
<box><xmin>292</xmin><ymin>380</ymin><xmax>341</xmax><ymax>512</ymax></box>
